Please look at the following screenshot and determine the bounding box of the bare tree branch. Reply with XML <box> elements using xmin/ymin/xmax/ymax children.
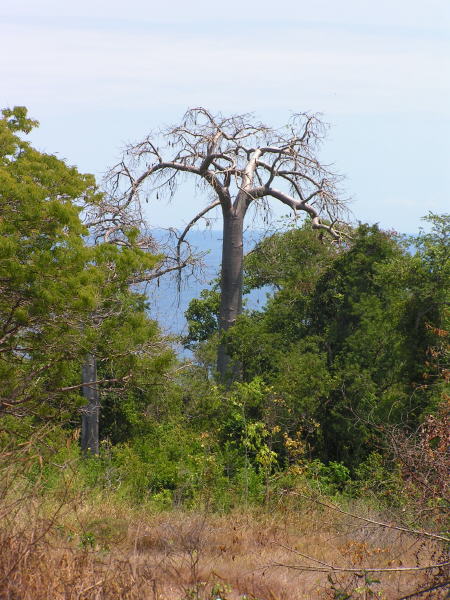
<box><xmin>176</xmin><ymin>200</ymin><xmax>222</xmax><ymax>267</ymax></box>
<box><xmin>288</xmin><ymin>492</ymin><xmax>449</xmax><ymax>543</ymax></box>
<box><xmin>94</xmin><ymin>107</ymin><xmax>350</xmax><ymax>379</ymax></box>
<box><xmin>267</xmin><ymin>546</ymin><xmax>449</xmax><ymax>573</ymax></box>
<box><xmin>100</xmin><ymin>108</ymin><xmax>346</xmax><ymax>234</ymax></box>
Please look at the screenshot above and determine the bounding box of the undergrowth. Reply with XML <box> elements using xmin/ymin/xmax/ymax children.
<box><xmin>0</xmin><ymin>426</ymin><xmax>448</xmax><ymax>600</ymax></box>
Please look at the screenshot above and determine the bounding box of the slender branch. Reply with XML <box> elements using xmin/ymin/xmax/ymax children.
<box><xmin>57</xmin><ymin>376</ymin><xmax>132</xmax><ymax>392</ymax></box>
<box><xmin>176</xmin><ymin>200</ymin><xmax>222</xmax><ymax>266</ymax></box>
<box><xmin>268</xmin><ymin>547</ymin><xmax>449</xmax><ymax>573</ymax></box>
<box><xmin>125</xmin><ymin>161</ymin><xmax>202</xmax><ymax>207</ymax></box>
<box><xmin>126</xmin><ymin>258</ymin><xmax>195</xmax><ymax>285</ymax></box>
<box><xmin>396</xmin><ymin>581</ymin><xmax>450</xmax><ymax>600</ymax></box>
<box><xmin>265</xmin><ymin>187</ymin><xmax>341</xmax><ymax>239</ymax></box>
<box><xmin>289</xmin><ymin>492</ymin><xmax>449</xmax><ymax>542</ymax></box>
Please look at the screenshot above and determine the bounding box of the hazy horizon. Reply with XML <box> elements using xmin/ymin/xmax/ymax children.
<box><xmin>2</xmin><ymin>0</ymin><xmax>448</xmax><ymax>234</ymax></box>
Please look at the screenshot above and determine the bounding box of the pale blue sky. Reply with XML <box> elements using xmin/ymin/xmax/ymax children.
<box><xmin>1</xmin><ymin>0</ymin><xmax>449</xmax><ymax>232</ymax></box>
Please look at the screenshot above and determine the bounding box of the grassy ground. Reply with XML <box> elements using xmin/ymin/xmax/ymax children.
<box><xmin>1</xmin><ymin>478</ymin><xmax>448</xmax><ymax>600</ymax></box>
<box><xmin>0</xmin><ymin>428</ymin><xmax>448</xmax><ymax>599</ymax></box>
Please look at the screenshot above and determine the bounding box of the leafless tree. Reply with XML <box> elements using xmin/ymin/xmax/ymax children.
<box><xmin>82</xmin><ymin>170</ymin><xmax>197</xmax><ymax>285</ymax></box>
<box><xmin>105</xmin><ymin>108</ymin><xmax>348</xmax><ymax>380</ymax></box>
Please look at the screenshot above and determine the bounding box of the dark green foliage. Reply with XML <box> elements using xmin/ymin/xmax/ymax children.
<box><xmin>204</xmin><ymin>219</ymin><xmax>449</xmax><ymax>469</ymax></box>
<box><xmin>184</xmin><ymin>286</ymin><xmax>221</xmax><ymax>348</ymax></box>
<box><xmin>309</xmin><ymin>224</ymin><xmax>399</xmax><ymax>357</ymax></box>
<box><xmin>244</xmin><ymin>221</ymin><xmax>338</xmax><ymax>291</ymax></box>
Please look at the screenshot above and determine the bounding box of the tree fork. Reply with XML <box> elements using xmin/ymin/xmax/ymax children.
<box><xmin>106</xmin><ymin>108</ymin><xmax>347</xmax><ymax>384</ymax></box>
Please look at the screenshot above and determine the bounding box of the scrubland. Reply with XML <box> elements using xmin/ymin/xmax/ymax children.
<box><xmin>1</xmin><ymin>449</ymin><xmax>448</xmax><ymax>600</ymax></box>
<box><xmin>1</xmin><ymin>110</ymin><xmax>448</xmax><ymax>599</ymax></box>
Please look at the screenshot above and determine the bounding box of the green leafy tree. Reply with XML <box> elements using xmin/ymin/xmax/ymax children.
<box><xmin>0</xmin><ymin>107</ymin><xmax>172</xmax><ymax>434</ymax></box>
<box><xmin>207</xmin><ymin>220</ymin><xmax>448</xmax><ymax>468</ymax></box>
<box><xmin>184</xmin><ymin>224</ymin><xmax>339</xmax><ymax>464</ymax></box>
<box><xmin>184</xmin><ymin>286</ymin><xmax>221</xmax><ymax>349</ymax></box>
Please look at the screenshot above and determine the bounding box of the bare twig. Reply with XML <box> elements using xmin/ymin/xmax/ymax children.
<box><xmin>288</xmin><ymin>492</ymin><xmax>449</xmax><ymax>543</ymax></box>
<box><xmin>269</xmin><ymin>543</ymin><xmax>449</xmax><ymax>573</ymax></box>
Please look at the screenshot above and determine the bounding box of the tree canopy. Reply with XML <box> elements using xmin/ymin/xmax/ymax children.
<box><xmin>0</xmin><ymin>107</ymin><xmax>172</xmax><ymax>421</ymax></box>
<box><xmin>185</xmin><ymin>217</ymin><xmax>449</xmax><ymax>467</ymax></box>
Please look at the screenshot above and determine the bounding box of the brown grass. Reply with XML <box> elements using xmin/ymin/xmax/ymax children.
<box><xmin>0</xmin><ymin>432</ymin><xmax>447</xmax><ymax>600</ymax></box>
<box><xmin>0</xmin><ymin>487</ymin><xmax>448</xmax><ymax>600</ymax></box>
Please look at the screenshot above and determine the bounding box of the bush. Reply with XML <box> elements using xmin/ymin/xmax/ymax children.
<box><xmin>306</xmin><ymin>460</ymin><xmax>352</xmax><ymax>495</ymax></box>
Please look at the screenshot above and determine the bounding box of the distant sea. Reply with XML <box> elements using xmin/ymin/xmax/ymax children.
<box><xmin>145</xmin><ymin>229</ymin><xmax>271</xmax><ymax>343</ymax></box>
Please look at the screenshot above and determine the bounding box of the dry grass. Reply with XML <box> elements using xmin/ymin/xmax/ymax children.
<box><xmin>0</xmin><ymin>433</ymin><xmax>447</xmax><ymax>600</ymax></box>
<box><xmin>0</xmin><ymin>486</ymin><xmax>448</xmax><ymax>600</ymax></box>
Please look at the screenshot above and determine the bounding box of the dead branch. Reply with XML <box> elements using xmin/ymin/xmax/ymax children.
<box><xmin>101</xmin><ymin>107</ymin><xmax>348</xmax><ymax>239</ymax></box>
<box><xmin>288</xmin><ymin>492</ymin><xmax>449</xmax><ymax>543</ymax></box>
<box><xmin>268</xmin><ymin>543</ymin><xmax>449</xmax><ymax>573</ymax></box>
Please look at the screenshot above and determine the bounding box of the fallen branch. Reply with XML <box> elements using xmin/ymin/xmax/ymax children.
<box><xmin>269</xmin><ymin>543</ymin><xmax>449</xmax><ymax>574</ymax></box>
<box><xmin>396</xmin><ymin>580</ymin><xmax>450</xmax><ymax>599</ymax></box>
<box><xmin>289</xmin><ymin>491</ymin><xmax>449</xmax><ymax>543</ymax></box>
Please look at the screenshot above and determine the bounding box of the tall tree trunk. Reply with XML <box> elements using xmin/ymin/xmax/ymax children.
<box><xmin>217</xmin><ymin>209</ymin><xmax>245</xmax><ymax>382</ymax></box>
<box><xmin>81</xmin><ymin>353</ymin><xmax>100</xmax><ymax>455</ymax></box>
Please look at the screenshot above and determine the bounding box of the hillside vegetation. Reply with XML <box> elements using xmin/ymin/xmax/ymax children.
<box><xmin>1</xmin><ymin>107</ymin><xmax>448</xmax><ymax>599</ymax></box>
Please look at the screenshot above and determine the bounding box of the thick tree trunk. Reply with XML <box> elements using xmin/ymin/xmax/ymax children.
<box><xmin>81</xmin><ymin>353</ymin><xmax>100</xmax><ymax>455</ymax></box>
<box><xmin>217</xmin><ymin>209</ymin><xmax>245</xmax><ymax>382</ymax></box>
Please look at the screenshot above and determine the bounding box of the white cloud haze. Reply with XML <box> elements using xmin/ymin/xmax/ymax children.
<box><xmin>1</xmin><ymin>0</ymin><xmax>449</xmax><ymax>230</ymax></box>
